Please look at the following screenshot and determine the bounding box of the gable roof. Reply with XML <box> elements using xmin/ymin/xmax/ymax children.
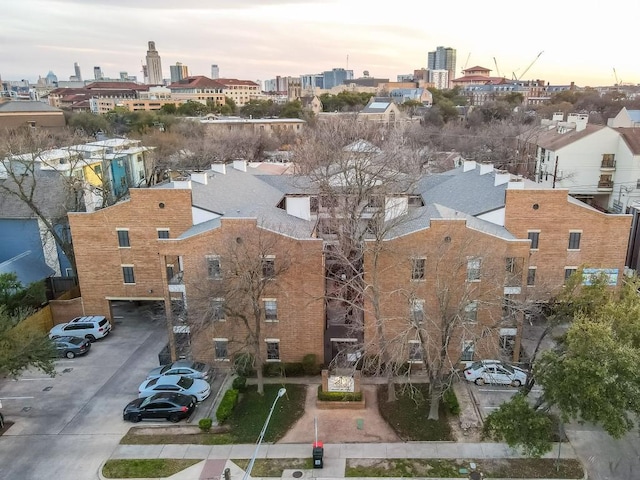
<box><xmin>215</xmin><ymin>78</ymin><xmax>259</xmax><ymax>87</ymax></box>
<box><xmin>617</xmin><ymin>128</ymin><xmax>640</xmax><ymax>155</ymax></box>
<box><xmin>526</xmin><ymin>124</ymin><xmax>605</xmax><ymax>150</ymax></box>
<box><xmin>0</xmin><ymin>171</ymin><xmax>76</xmax><ymax>219</ymax></box>
<box><xmin>628</xmin><ymin>110</ymin><xmax>640</xmax><ymax>123</ymax></box>
<box><xmin>361</xmin><ymin>97</ymin><xmax>395</xmax><ymax>113</ymax></box>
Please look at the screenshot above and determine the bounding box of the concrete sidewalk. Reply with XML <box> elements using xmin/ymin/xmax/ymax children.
<box><xmin>107</xmin><ymin>441</ymin><xmax>579</xmax><ymax>480</ymax></box>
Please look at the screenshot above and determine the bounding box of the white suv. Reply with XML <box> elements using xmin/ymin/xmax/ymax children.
<box><xmin>49</xmin><ymin>316</ymin><xmax>112</xmax><ymax>342</ymax></box>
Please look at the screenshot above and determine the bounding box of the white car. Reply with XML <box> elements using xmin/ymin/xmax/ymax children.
<box><xmin>138</xmin><ymin>375</ymin><xmax>211</xmax><ymax>402</ymax></box>
<box><xmin>463</xmin><ymin>360</ymin><xmax>528</xmax><ymax>387</ymax></box>
<box><xmin>49</xmin><ymin>315</ymin><xmax>111</xmax><ymax>342</ymax></box>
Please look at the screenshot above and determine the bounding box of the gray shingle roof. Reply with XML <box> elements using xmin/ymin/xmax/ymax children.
<box><xmin>0</xmin><ymin>101</ymin><xmax>63</xmax><ymax>113</ymax></box>
<box><xmin>0</xmin><ymin>171</ymin><xmax>75</xmax><ymax>219</ymax></box>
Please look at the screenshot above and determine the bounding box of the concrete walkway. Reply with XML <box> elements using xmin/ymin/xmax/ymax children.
<box><xmin>107</xmin><ymin>441</ymin><xmax>579</xmax><ymax>480</ymax></box>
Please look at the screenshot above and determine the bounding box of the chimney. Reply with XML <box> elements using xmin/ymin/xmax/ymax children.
<box><xmin>552</xmin><ymin>112</ymin><xmax>564</xmax><ymax>122</ymax></box>
<box><xmin>479</xmin><ymin>163</ymin><xmax>493</xmax><ymax>175</ymax></box>
<box><xmin>232</xmin><ymin>159</ymin><xmax>247</xmax><ymax>172</ymax></box>
<box><xmin>211</xmin><ymin>163</ymin><xmax>226</xmax><ymax>174</ymax></box>
<box><xmin>494</xmin><ymin>171</ymin><xmax>511</xmax><ymax>186</ymax></box>
<box><xmin>190</xmin><ymin>171</ymin><xmax>208</xmax><ymax>185</ymax></box>
<box><xmin>463</xmin><ymin>160</ymin><xmax>476</xmax><ymax>172</ymax></box>
<box><xmin>567</xmin><ymin>113</ymin><xmax>588</xmax><ymax>132</ymax></box>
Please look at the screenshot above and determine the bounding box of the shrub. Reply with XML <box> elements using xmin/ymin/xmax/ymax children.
<box><xmin>232</xmin><ymin>375</ymin><xmax>247</xmax><ymax>392</ymax></box>
<box><xmin>442</xmin><ymin>388</ymin><xmax>460</xmax><ymax>416</ymax></box>
<box><xmin>316</xmin><ymin>385</ymin><xmax>363</xmax><ymax>402</ymax></box>
<box><xmin>216</xmin><ymin>389</ymin><xmax>239</xmax><ymax>424</ymax></box>
<box><xmin>233</xmin><ymin>353</ymin><xmax>256</xmax><ymax>377</ymax></box>
<box><xmin>302</xmin><ymin>354</ymin><xmax>322</xmax><ymax>375</ymax></box>
<box><xmin>262</xmin><ymin>362</ymin><xmax>307</xmax><ymax>377</ymax></box>
<box><xmin>198</xmin><ymin>417</ymin><xmax>213</xmax><ymax>432</ymax></box>
<box><xmin>263</xmin><ymin>362</ymin><xmax>284</xmax><ymax>377</ymax></box>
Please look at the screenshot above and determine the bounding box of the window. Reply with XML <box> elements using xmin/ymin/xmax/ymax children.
<box><xmin>157</xmin><ymin>229</ymin><xmax>169</xmax><ymax>239</ymax></box>
<box><xmin>408</xmin><ymin>341</ymin><xmax>423</xmax><ymax>362</ymax></box>
<box><xmin>464</xmin><ymin>301</ymin><xmax>478</xmax><ymax>323</ymax></box>
<box><xmin>527</xmin><ymin>267</ymin><xmax>536</xmax><ymax>286</ymax></box>
<box><xmin>211</xmin><ymin>299</ymin><xmax>225</xmax><ymax>321</ymax></box>
<box><xmin>411</xmin><ymin>258</ymin><xmax>426</xmax><ymax>280</ymax></box>
<box><xmin>461</xmin><ymin>341</ymin><xmax>475</xmax><ymax>362</ymax></box>
<box><xmin>467</xmin><ymin>257</ymin><xmax>482</xmax><ymax>281</ymax></box>
<box><xmin>262</xmin><ymin>257</ymin><xmax>275</xmax><ymax>278</ymax></box>
<box><xmin>207</xmin><ymin>256</ymin><xmax>222</xmax><ymax>279</ymax></box>
<box><xmin>266</xmin><ymin>340</ymin><xmax>280</xmax><ymax>361</ymax></box>
<box><xmin>122</xmin><ymin>266</ymin><xmax>135</xmax><ymax>284</ymax></box>
<box><xmin>117</xmin><ymin>229</ymin><xmax>130</xmax><ymax>247</ymax></box>
<box><xmin>527</xmin><ymin>231</ymin><xmax>539</xmax><ymax>250</ymax></box>
<box><xmin>264</xmin><ymin>299</ymin><xmax>277</xmax><ymax>321</ymax></box>
<box><xmin>214</xmin><ymin>339</ymin><xmax>228</xmax><ymax>360</ymax></box>
<box><xmin>505</xmin><ymin>257</ymin><xmax>516</xmax><ymax>273</ymax></box>
<box><xmin>94</xmin><ymin>164</ymin><xmax>102</xmax><ymax>176</ymax></box>
<box><xmin>564</xmin><ymin>267</ymin><xmax>577</xmax><ymax>282</ymax></box>
<box><xmin>410</xmin><ymin>299</ymin><xmax>425</xmax><ymax>324</ymax></box>
<box><xmin>310</xmin><ymin>196</ymin><xmax>319</xmax><ymax>213</ymax></box>
<box><xmin>568</xmin><ymin>232</ymin><xmax>581</xmax><ymax>250</ymax></box>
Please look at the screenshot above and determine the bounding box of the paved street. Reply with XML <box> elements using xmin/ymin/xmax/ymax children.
<box><xmin>0</xmin><ymin>306</ymin><xmax>169</xmax><ymax>480</ymax></box>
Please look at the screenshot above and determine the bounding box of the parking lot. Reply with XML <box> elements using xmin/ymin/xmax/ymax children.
<box><xmin>0</xmin><ymin>304</ymin><xmax>223</xmax><ymax>480</ymax></box>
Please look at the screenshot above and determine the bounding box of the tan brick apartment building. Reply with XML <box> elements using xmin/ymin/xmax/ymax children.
<box><xmin>68</xmin><ymin>160</ymin><xmax>630</xmax><ymax>369</ymax></box>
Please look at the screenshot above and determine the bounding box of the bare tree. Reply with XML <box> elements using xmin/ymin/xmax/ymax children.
<box><xmin>185</xmin><ymin>222</ymin><xmax>292</xmax><ymax>395</ymax></box>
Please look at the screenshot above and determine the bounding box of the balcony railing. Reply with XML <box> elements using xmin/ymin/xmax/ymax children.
<box><xmin>600</xmin><ymin>159</ymin><xmax>616</xmax><ymax>169</ymax></box>
<box><xmin>598</xmin><ymin>180</ymin><xmax>614</xmax><ymax>189</ymax></box>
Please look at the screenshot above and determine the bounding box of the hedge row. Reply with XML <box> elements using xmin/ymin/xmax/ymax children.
<box><xmin>215</xmin><ymin>388</ymin><xmax>239</xmax><ymax>423</ymax></box>
<box><xmin>316</xmin><ymin>385</ymin><xmax>363</xmax><ymax>402</ymax></box>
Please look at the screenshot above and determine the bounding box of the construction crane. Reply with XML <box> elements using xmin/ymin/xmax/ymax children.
<box><xmin>462</xmin><ymin>52</ymin><xmax>471</xmax><ymax>74</ymax></box>
<box><xmin>513</xmin><ymin>51</ymin><xmax>543</xmax><ymax>81</ymax></box>
<box><xmin>613</xmin><ymin>67</ymin><xmax>621</xmax><ymax>86</ymax></box>
<box><xmin>493</xmin><ymin>57</ymin><xmax>501</xmax><ymax>78</ymax></box>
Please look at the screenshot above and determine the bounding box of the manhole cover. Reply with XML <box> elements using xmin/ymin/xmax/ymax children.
<box><xmin>43</xmin><ymin>386</ymin><xmax>53</xmax><ymax>391</ymax></box>
<box><xmin>292</xmin><ymin>471</ymin><xmax>303</xmax><ymax>478</ymax></box>
<box><xmin>62</xmin><ymin>368</ymin><xmax>73</xmax><ymax>373</ymax></box>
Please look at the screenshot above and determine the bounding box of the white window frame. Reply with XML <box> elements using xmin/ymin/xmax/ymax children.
<box><xmin>265</xmin><ymin>338</ymin><xmax>280</xmax><ymax>362</ymax></box>
<box><xmin>211</xmin><ymin>298</ymin><xmax>225</xmax><ymax>321</ymax></box>
<box><xmin>527</xmin><ymin>230</ymin><xmax>540</xmax><ymax>250</ymax></box>
<box><xmin>408</xmin><ymin>340</ymin><xmax>423</xmax><ymax>363</ymax></box>
<box><xmin>411</xmin><ymin>257</ymin><xmax>426</xmax><ymax>281</ymax></box>
<box><xmin>213</xmin><ymin>338</ymin><xmax>229</xmax><ymax>361</ymax></box>
<box><xmin>206</xmin><ymin>255</ymin><xmax>222</xmax><ymax>280</ymax></box>
<box><xmin>568</xmin><ymin>230</ymin><xmax>582</xmax><ymax>251</ymax></box>
<box><xmin>157</xmin><ymin>228</ymin><xmax>170</xmax><ymax>239</ymax></box>
<box><xmin>263</xmin><ymin>298</ymin><xmax>278</xmax><ymax>322</ymax></box>
<box><xmin>410</xmin><ymin>299</ymin><xmax>425</xmax><ymax>324</ymax></box>
<box><xmin>564</xmin><ymin>266</ymin><xmax>578</xmax><ymax>283</ymax></box>
<box><xmin>527</xmin><ymin>267</ymin><xmax>537</xmax><ymax>286</ymax></box>
<box><xmin>467</xmin><ymin>257</ymin><xmax>482</xmax><ymax>282</ymax></box>
<box><xmin>461</xmin><ymin>340</ymin><xmax>475</xmax><ymax>362</ymax></box>
<box><xmin>116</xmin><ymin>228</ymin><xmax>130</xmax><ymax>248</ymax></box>
<box><xmin>262</xmin><ymin>255</ymin><xmax>276</xmax><ymax>278</ymax></box>
<box><xmin>121</xmin><ymin>264</ymin><xmax>135</xmax><ymax>284</ymax></box>
<box><xmin>463</xmin><ymin>301</ymin><xmax>478</xmax><ymax>323</ymax></box>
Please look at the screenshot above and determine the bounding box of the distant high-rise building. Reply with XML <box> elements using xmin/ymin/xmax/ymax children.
<box><xmin>145</xmin><ymin>41</ymin><xmax>163</xmax><ymax>85</ymax></box>
<box><xmin>45</xmin><ymin>71</ymin><xmax>58</xmax><ymax>86</ymax></box>
<box><xmin>74</xmin><ymin>62</ymin><xmax>82</xmax><ymax>81</ymax></box>
<box><xmin>170</xmin><ymin>62</ymin><xmax>189</xmax><ymax>83</ymax></box>
<box><xmin>94</xmin><ymin>66</ymin><xmax>103</xmax><ymax>80</ymax></box>
<box><xmin>211</xmin><ymin>64</ymin><xmax>219</xmax><ymax>79</ymax></box>
<box><xmin>322</xmin><ymin>68</ymin><xmax>354</xmax><ymax>90</ymax></box>
<box><xmin>427</xmin><ymin>46</ymin><xmax>456</xmax><ymax>88</ymax></box>
<box><xmin>301</xmin><ymin>73</ymin><xmax>324</xmax><ymax>91</ymax></box>
<box><xmin>429</xmin><ymin>70</ymin><xmax>449</xmax><ymax>90</ymax></box>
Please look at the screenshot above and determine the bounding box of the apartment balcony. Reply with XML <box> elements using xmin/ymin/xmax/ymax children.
<box><xmin>597</xmin><ymin>180</ymin><xmax>614</xmax><ymax>192</ymax></box>
<box><xmin>168</xmin><ymin>271</ymin><xmax>185</xmax><ymax>293</ymax></box>
<box><xmin>600</xmin><ymin>159</ymin><xmax>616</xmax><ymax>171</ymax></box>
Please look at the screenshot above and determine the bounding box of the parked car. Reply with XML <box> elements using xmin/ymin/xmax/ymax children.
<box><xmin>53</xmin><ymin>336</ymin><xmax>91</xmax><ymax>359</ymax></box>
<box><xmin>463</xmin><ymin>360</ymin><xmax>528</xmax><ymax>387</ymax></box>
<box><xmin>123</xmin><ymin>392</ymin><xmax>195</xmax><ymax>423</ymax></box>
<box><xmin>146</xmin><ymin>360</ymin><xmax>210</xmax><ymax>381</ymax></box>
<box><xmin>138</xmin><ymin>375</ymin><xmax>211</xmax><ymax>402</ymax></box>
<box><xmin>49</xmin><ymin>315</ymin><xmax>111</xmax><ymax>342</ymax></box>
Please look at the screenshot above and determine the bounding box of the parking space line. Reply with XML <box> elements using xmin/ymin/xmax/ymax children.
<box><xmin>0</xmin><ymin>396</ymin><xmax>35</xmax><ymax>400</ymax></box>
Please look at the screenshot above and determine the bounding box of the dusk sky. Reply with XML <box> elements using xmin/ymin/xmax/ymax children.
<box><xmin>2</xmin><ymin>0</ymin><xmax>638</xmax><ymax>88</ymax></box>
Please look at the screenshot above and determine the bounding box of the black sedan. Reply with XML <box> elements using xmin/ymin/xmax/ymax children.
<box><xmin>53</xmin><ymin>336</ymin><xmax>91</xmax><ymax>359</ymax></box>
<box><xmin>123</xmin><ymin>392</ymin><xmax>195</xmax><ymax>423</ymax></box>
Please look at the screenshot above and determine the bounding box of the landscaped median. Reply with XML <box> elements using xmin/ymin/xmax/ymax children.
<box><xmin>101</xmin><ymin>457</ymin><xmax>585</xmax><ymax>479</ymax></box>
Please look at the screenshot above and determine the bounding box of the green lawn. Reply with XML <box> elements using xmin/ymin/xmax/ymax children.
<box><xmin>377</xmin><ymin>383</ymin><xmax>453</xmax><ymax>441</ymax></box>
<box><xmin>102</xmin><ymin>459</ymin><xmax>201</xmax><ymax>478</ymax></box>
<box><xmin>120</xmin><ymin>383</ymin><xmax>307</xmax><ymax>445</ymax></box>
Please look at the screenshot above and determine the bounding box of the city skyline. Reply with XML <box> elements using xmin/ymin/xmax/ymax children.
<box><xmin>1</xmin><ymin>0</ymin><xmax>638</xmax><ymax>87</ymax></box>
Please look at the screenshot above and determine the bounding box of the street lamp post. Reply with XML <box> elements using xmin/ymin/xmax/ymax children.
<box><xmin>242</xmin><ymin>387</ymin><xmax>287</xmax><ymax>480</ymax></box>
